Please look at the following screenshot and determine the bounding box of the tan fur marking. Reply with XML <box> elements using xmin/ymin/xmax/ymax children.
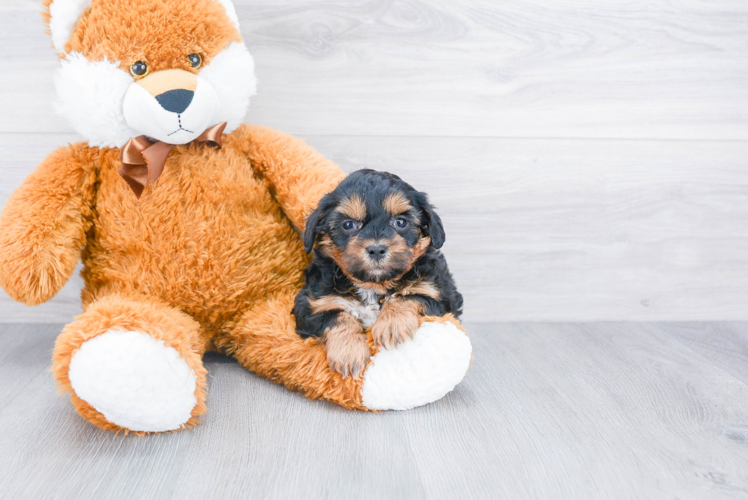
<box><xmin>337</xmin><ymin>195</ymin><xmax>366</xmax><ymax>220</ymax></box>
<box><xmin>401</xmin><ymin>281</ymin><xmax>441</xmax><ymax>300</ymax></box>
<box><xmin>309</xmin><ymin>295</ymin><xmax>359</xmax><ymax>314</ymax></box>
<box><xmin>138</xmin><ymin>69</ymin><xmax>198</xmax><ymax>97</ymax></box>
<box><xmin>415</xmin><ymin>236</ymin><xmax>431</xmax><ymax>259</ymax></box>
<box><xmin>371</xmin><ymin>297</ymin><xmax>423</xmax><ymax>350</ymax></box>
<box><xmin>315</xmin><ymin>234</ymin><xmax>334</xmax><ymax>258</ymax></box>
<box><xmin>383</xmin><ymin>192</ymin><xmax>412</xmax><ymax>215</ymax></box>
<box><xmin>332</xmin><ymin>235</ymin><xmax>367</xmax><ymax>278</ymax></box>
<box><xmin>324</xmin><ymin>313</ymin><xmax>370</xmax><ymax>378</ymax></box>
<box><xmin>350</xmin><ymin>279</ymin><xmax>393</xmax><ymax>295</ymax></box>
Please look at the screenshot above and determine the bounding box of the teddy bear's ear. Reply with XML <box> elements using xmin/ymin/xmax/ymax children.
<box><xmin>44</xmin><ymin>0</ymin><xmax>241</xmax><ymax>54</ymax></box>
<box><xmin>44</xmin><ymin>0</ymin><xmax>91</xmax><ymax>53</ymax></box>
<box><xmin>214</xmin><ymin>0</ymin><xmax>241</xmax><ymax>30</ymax></box>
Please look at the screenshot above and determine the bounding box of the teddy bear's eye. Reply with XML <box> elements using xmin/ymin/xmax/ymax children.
<box><xmin>130</xmin><ymin>61</ymin><xmax>148</xmax><ymax>77</ymax></box>
<box><xmin>187</xmin><ymin>53</ymin><xmax>202</xmax><ymax>69</ymax></box>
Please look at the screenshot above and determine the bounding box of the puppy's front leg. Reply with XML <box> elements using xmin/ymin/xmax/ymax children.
<box><xmin>324</xmin><ymin>313</ymin><xmax>370</xmax><ymax>378</ymax></box>
<box><xmin>371</xmin><ymin>297</ymin><xmax>422</xmax><ymax>350</ymax></box>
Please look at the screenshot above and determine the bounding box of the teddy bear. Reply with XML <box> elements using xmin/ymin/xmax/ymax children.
<box><xmin>0</xmin><ymin>0</ymin><xmax>472</xmax><ymax>433</ymax></box>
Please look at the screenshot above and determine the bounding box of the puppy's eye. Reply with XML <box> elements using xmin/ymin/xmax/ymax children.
<box><xmin>393</xmin><ymin>217</ymin><xmax>408</xmax><ymax>229</ymax></box>
<box><xmin>341</xmin><ymin>220</ymin><xmax>361</xmax><ymax>232</ymax></box>
<box><xmin>130</xmin><ymin>61</ymin><xmax>149</xmax><ymax>77</ymax></box>
<box><xmin>187</xmin><ymin>53</ymin><xmax>202</xmax><ymax>69</ymax></box>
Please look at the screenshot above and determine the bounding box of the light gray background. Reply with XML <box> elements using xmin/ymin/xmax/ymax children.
<box><xmin>2</xmin><ymin>0</ymin><xmax>747</xmax><ymax>323</ymax></box>
<box><xmin>1</xmin><ymin>2</ymin><xmax>748</xmax><ymax>499</ymax></box>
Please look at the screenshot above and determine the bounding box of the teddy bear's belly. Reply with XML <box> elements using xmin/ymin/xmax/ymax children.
<box><xmin>81</xmin><ymin>155</ymin><xmax>309</xmax><ymax>329</ymax></box>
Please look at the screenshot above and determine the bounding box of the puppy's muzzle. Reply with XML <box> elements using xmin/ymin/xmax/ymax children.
<box><xmin>366</xmin><ymin>244</ymin><xmax>388</xmax><ymax>263</ymax></box>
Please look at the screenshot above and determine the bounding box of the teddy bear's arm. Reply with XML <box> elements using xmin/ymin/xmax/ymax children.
<box><xmin>0</xmin><ymin>144</ymin><xmax>97</xmax><ymax>306</ymax></box>
<box><xmin>237</xmin><ymin>125</ymin><xmax>347</xmax><ymax>230</ymax></box>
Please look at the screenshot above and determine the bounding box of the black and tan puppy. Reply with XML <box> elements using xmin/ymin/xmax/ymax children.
<box><xmin>293</xmin><ymin>169</ymin><xmax>463</xmax><ymax>378</ymax></box>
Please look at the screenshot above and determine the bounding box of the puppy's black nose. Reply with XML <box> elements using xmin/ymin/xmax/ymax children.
<box><xmin>155</xmin><ymin>89</ymin><xmax>194</xmax><ymax>114</ymax></box>
<box><xmin>366</xmin><ymin>245</ymin><xmax>388</xmax><ymax>261</ymax></box>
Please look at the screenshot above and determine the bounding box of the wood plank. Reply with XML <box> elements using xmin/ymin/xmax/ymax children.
<box><xmin>300</xmin><ymin>135</ymin><xmax>748</xmax><ymax>322</ymax></box>
<box><xmin>2</xmin><ymin>133</ymin><xmax>747</xmax><ymax>322</ymax></box>
<box><xmin>0</xmin><ymin>322</ymin><xmax>747</xmax><ymax>499</ymax></box>
<box><xmin>168</xmin><ymin>360</ymin><xmax>426</xmax><ymax>500</ymax></box>
<box><xmin>403</xmin><ymin>322</ymin><xmax>748</xmax><ymax>499</ymax></box>
<box><xmin>657</xmin><ymin>322</ymin><xmax>748</xmax><ymax>386</ymax></box>
<box><xmin>1</xmin><ymin>0</ymin><xmax>747</xmax><ymax>139</ymax></box>
<box><xmin>0</xmin><ymin>323</ymin><xmax>61</xmax><ymax>404</ymax></box>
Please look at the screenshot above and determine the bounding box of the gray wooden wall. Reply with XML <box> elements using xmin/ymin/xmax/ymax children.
<box><xmin>1</xmin><ymin>0</ymin><xmax>747</xmax><ymax>322</ymax></box>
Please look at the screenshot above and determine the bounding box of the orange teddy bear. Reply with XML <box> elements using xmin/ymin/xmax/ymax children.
<box><xmin>0</xmin><ymin>0</ymin><xmax>472</xmax><ymax>433</ymax></box>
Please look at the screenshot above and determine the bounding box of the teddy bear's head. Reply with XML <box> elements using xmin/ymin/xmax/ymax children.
<box><xmin>44</xmin><ymin>0</ymin><xmax>256</xmax><ymax>148</ymax></box>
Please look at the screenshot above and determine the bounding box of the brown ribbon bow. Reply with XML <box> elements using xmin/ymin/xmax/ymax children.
<box><xmin>119</xmin><ymin>122</ymin><xmax>227</xmax><ymax>199</ymax></box>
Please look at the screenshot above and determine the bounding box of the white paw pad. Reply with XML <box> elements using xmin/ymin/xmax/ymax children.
<box><xmin>68</xmin><ymin>330</ymin><xmax>198</xmax><ymax>432</ymax></box>
<box><xmin>362</xmin><ymin>321</ymin><xmax>472</xmax><ymax>410</ymax></box>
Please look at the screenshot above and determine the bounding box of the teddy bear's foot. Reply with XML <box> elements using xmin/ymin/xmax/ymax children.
<box><xmin>361</xmin><ymin>319</ymin><xmax>472</xmax><ymax>410</ymax></box>
<box><xmin>69</xmin><ymin>330</ymin><xmax>198</xmax><ymax>432</ymax></box>
<box><xmin>53</xmin><ymin>294</ymin><xmax>208</xmax><ymax>433</ymax></box>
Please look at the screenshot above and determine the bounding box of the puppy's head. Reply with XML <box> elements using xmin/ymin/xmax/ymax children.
<box><xmin>43</xmin><ymin>0</ymin><xmax>256</xmax><ymax>147</ymax></box>
<box><xmin>304</xmin><ymin>170</ymin><xmax>445</xmax><ymax>284</ymax></box>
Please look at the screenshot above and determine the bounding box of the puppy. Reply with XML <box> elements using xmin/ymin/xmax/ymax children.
<box><xmin>292</xmin><ymin>169</ymin><xmax>463</xmax><ymax>378</ymax></box>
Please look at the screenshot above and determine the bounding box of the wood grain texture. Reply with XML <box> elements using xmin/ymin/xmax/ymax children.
<box><xmin>1</xmin><ymin>0</ymin><xmax>747</xmax><ymax>139</ymax></box>
<box><xmin>2</xmin><ymin>133</ymin><xmax>747</xmax><ymax>322</ymax></box>
<box><xmin>305</xmin><ymin>136</ymin><xmax>748</xmax><ymax>322</ymax></box>
<box><xmin>0</xmin><ymin>322</ymin><xmax>746</xmax><ymax>499</ymax></box>
<box><xmin>1</xmin><ymin>1</ymin><xmax>747</xmax><ymax>322</ymax></box>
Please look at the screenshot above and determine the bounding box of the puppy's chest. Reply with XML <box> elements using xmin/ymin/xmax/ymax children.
<box><xmin>351</xmin><ymin>287</ymin><xmax>383</xmax><ymax>329</ymax></box>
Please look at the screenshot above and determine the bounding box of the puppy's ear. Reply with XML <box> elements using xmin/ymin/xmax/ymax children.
<box><xmin>303</xmin><ymin>196</ymin><xmax>335</xmax><ymax>253</ymax></box>
<box><xmin>415</xmin><ymin>192</ymin><xmax>445</xmax><ymax>249</ymax></box>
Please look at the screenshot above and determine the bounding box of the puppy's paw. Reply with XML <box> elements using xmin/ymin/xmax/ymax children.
<box><xmin>324</xmin><ymin>315</ymin><xmax>370</xmax><ymax>378</ymax></box>
<box><xmin>326</xmin><ymin>334</ymin><xmax>371</xmax><ymax>379</ymax></box>
<box><xmin>372</xmin><ymin>299</ymin><xmax>420</xmax><ymax>350</ymax></box>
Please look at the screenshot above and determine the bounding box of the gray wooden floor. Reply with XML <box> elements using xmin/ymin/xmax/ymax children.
<box><xmin>0</xmin><ymin>322</ymin><xmax>746</xmax><ymax>499</ymax></box>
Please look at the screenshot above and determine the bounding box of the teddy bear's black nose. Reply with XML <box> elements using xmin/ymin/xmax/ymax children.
<box><xmin>155</xmin><ymin>89</ymin><xmax>194</xmax><ymax>114</ymax></box>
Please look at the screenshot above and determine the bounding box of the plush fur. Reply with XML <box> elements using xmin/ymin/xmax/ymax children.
<box><xmin>55</xmin><ymin>53</ymin><xmax>139</xmax><ymax>147</ymax></box>
<box><xmin>293</xmin><ymin>170</ymin><xmax>463</xmax><ymax>377</ymax></box>
<box><xmin>0</xmin><ymin>0</ymin><xmax>471</xmax><ymax>433</ymax></box>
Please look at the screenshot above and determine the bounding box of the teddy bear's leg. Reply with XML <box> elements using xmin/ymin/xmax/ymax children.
<box><xmin>221</xmin><ymin>291</ymin><xmax>367</xmax><ymax>409</ymax></box>
<box><xmin>222</xmin><ymin>291</ymin><xmax>472</xmax><ymax>411</ymax></box>
<box><xmin>52</xmin><ymin>294</ymin><xmax>208</xmax><ymax>433</ymax></box>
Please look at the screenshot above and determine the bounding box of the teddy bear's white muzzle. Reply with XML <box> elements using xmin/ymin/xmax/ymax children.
<box><xmin>123</xmin><ymin>77</ymin><xmax>219</xmax><ymax>145</ymax></box>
